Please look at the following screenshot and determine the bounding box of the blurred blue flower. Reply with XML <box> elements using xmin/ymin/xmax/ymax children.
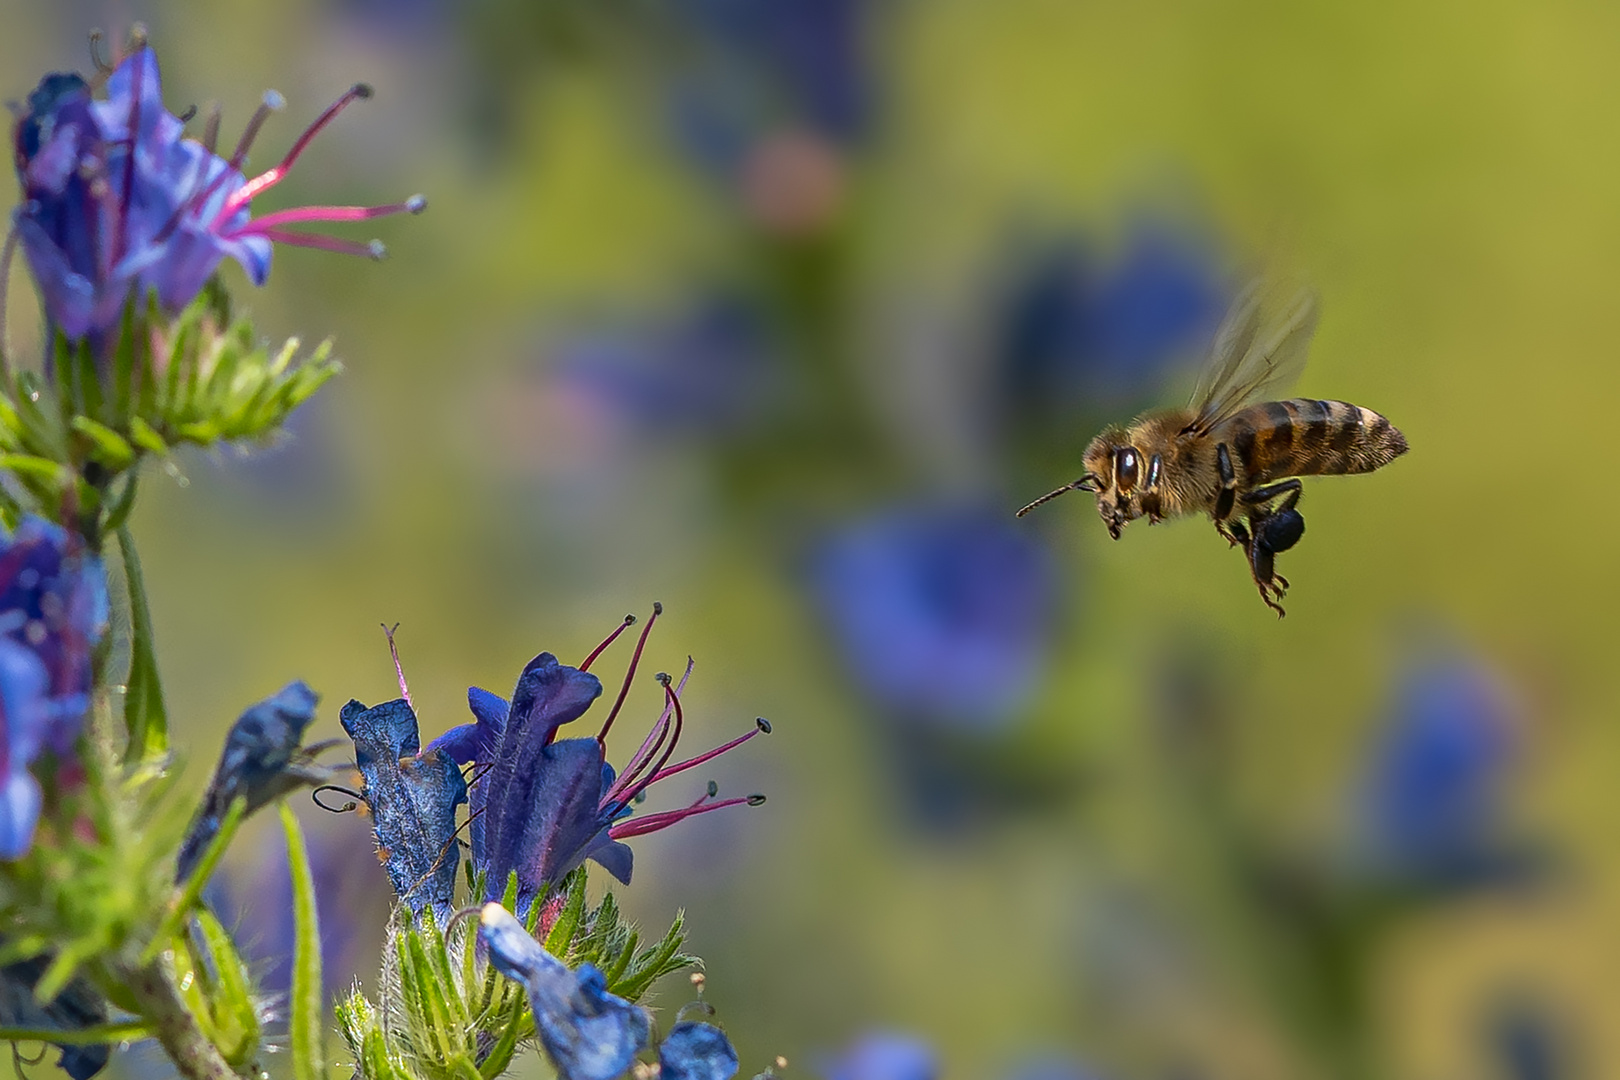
<box><xmin>824</xmin><ymin>1032</ymin><xmax>938</xmax><ymax>1080</ymax></box>
<box><xmin>551</xmin><ymin>295</ymin><xmax>788</xmax><ymax>440</ymax></box>
<box><xmin>430</xmin><ymin>614</ymin><xmax>768</xmax><ymax>913</ymax></box>
<box><xmin>0</xmin><ymin>516</ymin><xmax>106</xmax><ymax>859</ymax></box>
<box><xmin>1352</xmin><ymin>657</ymin><xmax>1526</xmax><ymax>887</ymax></box>
<box><xmin>1005</xmin><ymin>1058</ymin><xmax>1109</xmax><ymax>1080</ymax></box>
<box><xmin>177</xmin><ymin>681</ymin><xmax>327</xmax><ymax>881</ymax></box>
<box><xmin>0</xmin><ymin>954</ymin><xmax>110</xmax><ymax>1079</ymax></box>
<box><xmin>13</xmin><ymin>44</ymin><xmax>422</xmax><ymax>347</ymax></box>
<box><xmin>478</xmin><ymin>902</ymin><xmax>650</xmax><ymax>1080</ymax></box>
<box><xmin>660</xmin><ymin>1020</ymin><xmax>740</xmax><ymax>1080</ymax></box>
<box><xmin>808</xmin><ymin>503</ymin><xmax>1057</xmax><ymax>732</ymax></box>
<box><xmin>995</xmin><ymin>223</ymin><xmax>1226</xmax><ymax>424</ymax></box>
<box><xmin>1487</xmin><ymin>997</ymin><xmax>1569</xmax><ymax>1080</ymax></box>
<box><xmin>340</xmin><ymin>697</ymin><xmax>468</xmax><ymax>916</ymax></box>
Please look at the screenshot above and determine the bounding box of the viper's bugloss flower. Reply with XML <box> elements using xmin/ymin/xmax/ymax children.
<box><xmin>808</xmin><ymin>504</ymin><xmax>1057</xmax><ymax>733</ymax></box>
<box><xmin>0</xmin><ymin>954</ymin><xmax>110</xmax><ymax>1079</ymax></box>
<box><xmin>995</xmin><ymin>223</ymin><xmax>1225</xmax><ymax>423</ymax></box>
<box><xmin>825</xmin><ymin>1033</ymin><xmax>938</xmax><ymax>1080</ymax></box>
<box><xmin>660</xmin><ymin>1021</ymin><xmax>740</xmax><ymax>1080</ymax></box>
<box><xmin>478</xmin><ymin>902</ymin><xmax>650</xmax><ymax>1080</ymax></box>
<box><xmin>177</xmin><ymin>680</ymin><xmax>327</xmax><ymax>882</ymax></box>
<box><xmin>1352</xmin><ymin>657</ymin><xmax>1524</xmax><ymax>887</ymax></box>
<box><xmin>340</xmin><ymin>697</ymin><xmax>467</xmax><ymax>915</ymax></box>
<box><xmin>0</xmin><ymin>516</ymin><xmax>106</xmax><ymax>859</ymax></box>
<box><xmin>429</xmin><ymin>607</ymin><xmax>768</xmax><ymax>912</ymax></box>
<box><xmin>12</xmin><ymin>41</ymin><xmax>423</xmax><ymax>346</ymax></box>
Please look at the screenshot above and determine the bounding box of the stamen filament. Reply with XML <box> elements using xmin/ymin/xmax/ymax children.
<box><xmin>227</xmin><ymin>90</ymin><xmax>286</xmax><ymax>171</ymax></box>
<box><xmin>619</xmin><ymin>675</ymin><xmax>686</xmax><ymax>806</ymax></box>
<box><xmin>607</xmin><ymin>795</ymin><xmax>758</xmax><ymax>840</ymax></box>
<box><xmin>580</xmin><ymin>614</ymin><xmax>637</xmax><ymax>673</ymax></box>
<box><xmin>597</xmin><ymin>601</ymin><xmax>661</xmax><ymax>744</ymax></box>
<box><xmin>214</xmin><ymin>83</ymin><xmax>372</xmax><ymax>223</ymax></box>
<box><xmin>603</xmin><ymin>658</ymin><xmax>692</xmax><ymax>805</ymax></box>
<box><xmin>644</xmin><ymin>719</ymin><xmax>769</xmax><ymax>787</ymax></box>
<box><xmin>251</xmin><ymin>228</ymin><xmax>385</xmax><ymax>259</ymax></box>
<box><xmin>224</xmin><ymin>197</ymin><xmax>425</xmax><ymax>234</ymax></box>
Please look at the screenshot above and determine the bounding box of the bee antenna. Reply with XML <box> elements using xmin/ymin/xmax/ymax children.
<box><xmin>1015</xmin><ymin>474</ymin><xmax>1098</xmax><ymax>518</ymax></box>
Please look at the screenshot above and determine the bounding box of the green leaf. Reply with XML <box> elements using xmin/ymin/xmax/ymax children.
<box><xmin>127</xmin><ymin>416</ymin><xmax>167</xmax><ymax>456</ymax></box>
<box><xmin>142</xmin><ymin>796</ymin><xmax>246</xmax><ymax>964</ymax></box>
<box><xmin>0</xmin><ymin>1021</ymin><xmax>152</xmax><ymax>1045</ymax></box>
<box><xmin>281</xmin><ymin>804</ymin><xmax>326</xmax><ymax>1080</ymax></box>
<box><xmin>543</xmin><ymin>869</ymin><xmax>588</xmax><ymax>957</ymax></box>
<box><xmin>116</xmin><ymin>526</ymin><xmax>168</xmax><ymax>762</ymax></box>
<box><xmin>190</xmin><ymin>908</ymin><xmax>262</xmax><ymax>1065</ymax></box>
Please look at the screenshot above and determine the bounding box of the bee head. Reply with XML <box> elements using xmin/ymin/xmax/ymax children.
<box><xmin>1082</xmin><ymin>429</ymin><xmax>1145</xmax><ymax>540</ymax></box>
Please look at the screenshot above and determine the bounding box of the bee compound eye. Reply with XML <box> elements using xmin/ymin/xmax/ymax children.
<box><xmin>1114</xmin><ymin>447</ymin><xmax>1140</xmax><ymax>493</ymax></box>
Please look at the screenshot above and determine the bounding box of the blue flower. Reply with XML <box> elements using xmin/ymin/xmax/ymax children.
<box><xmin>13</xmin><ymin>43</ymin><xmax>423</xmax><ymax>346</ymax></box>
<box><xmin>0</xmin><ymin>954</ymin><xmax>110</xmax><ymax>1079</ymax></box>
<box><xmin>477</xmin><ymin>903</ymin><xmax>650</xmax><ymax>1080</ymax></box>
<box><xmin>1352</xmin><ymin>657</ymin><xmax>1522</xmax><ymax>887</ymax></box>
<box><xmin>340</xmin><ymin>697</ymin><xmax>468</xmax><ymax>916</ymax></box>
<box><xmin>660</xmin><ymin>1021</ymin><xmax>740</xmax><ymax>1080</ymax></box>
<box><xmin>0</xmin><ymin>517</ymin><xmax>106</xmax><ymax>859</ymax></box>
<box><xmin>808</xmin><ymin>503</ymin><xmax>1057</xmax><ymax>732</ymax></box>
<box><xmin>824</xmin><ymin>1032</ymin><xmax>938</xmax><ymax>1080</ymax></box>
<box><xmin>995</xmin><ymin>222</ymin><xmax>1226</xmax><ymax>422</ymax></box>
<box><xmin>177</xmin><ymin>681</ymin><xmax>328</xmax><ymax>881</ymax></box>
<box><xmin>428</xmin><ymin>608</ymin><xmax>768</xmax><ymax>914</ymax></box>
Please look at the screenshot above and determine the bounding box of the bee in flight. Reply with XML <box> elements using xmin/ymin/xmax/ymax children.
<box><xmin>1016</xmin><ymin>285</ymin><xmax>1408</xmax><ymax>616</ymax></box>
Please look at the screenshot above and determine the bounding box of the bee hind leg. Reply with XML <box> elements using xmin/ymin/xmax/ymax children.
<box><xmin>1244</xmin><ymin>509</ymin><xmax>1307</xmax><ymax>618</ymax></box>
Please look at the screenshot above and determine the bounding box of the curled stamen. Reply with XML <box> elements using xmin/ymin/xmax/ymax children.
<box><xmin>444</xmin><ymin>904</ymin><xmax>483</xmax><ymax>944</ymax></box>
<box><xmin>88</xmin><ymin>30</ymin><xmax>112</xmax><ymax>74</ymax></box>
<box><xmin>312</xmin><ymin>784</ymin><xmax>362</xmax><ymax>813</ymax></box>
<box><xmin>580</xmin><ymin>613</ymin><xmax>637</xmax><ymax>673</ymax></box>
<box><xmin>617</xmin><ymin>672</ymin><xmax>686</xmax><ymax>804</ymax></box>
<box><xmin>214</xmin><ymin>82</ymin><xmax>373</xmax><ymax>222</ymax></box>
<box><xmin>177</xmin><ymin>103</ymin><xmax>198</xmax><ymax>124</ymax></box>
<box><xmin>675</xmin><ymin>1000</ymin><xmax>717</xmax><ymax>1024</ymax></box>
<box><xmin>201</xmin><ymin>103</ymin><xmax>221</xmax><ymax>154</ymax></box>
<box><xmin>597</xmin><ymin>601</ymin><xmax>661</xmax><ymax>744</ymax></box>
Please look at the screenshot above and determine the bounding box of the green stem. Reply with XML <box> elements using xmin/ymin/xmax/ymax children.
<box><xmin>108</xmin><ymin>956</ymin><xmax>239</xmax><ymax>1080</ymax></box>
<box><xmin>0</xmin><ymin>1021</ymin><xmax>152</xmax><ymax>1045</ymax></box>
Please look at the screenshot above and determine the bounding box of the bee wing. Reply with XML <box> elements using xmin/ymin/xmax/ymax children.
<box><xmin>1186</xmin><ymin>285</ymin><xmax>1318</xmax><ymax>433</ymax></box>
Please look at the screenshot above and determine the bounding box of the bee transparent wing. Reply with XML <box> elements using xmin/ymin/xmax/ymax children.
<box><xmin>1186</xmin><ymin>286</ymin><xmax>1318</xmax><ymax>433</ymax></box>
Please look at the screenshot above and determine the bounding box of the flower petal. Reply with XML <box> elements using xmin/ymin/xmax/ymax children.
<box><xmin>660</xmin><ymin>1021</ymin><xmax>740</xmax><ymax>1080</ymax></box>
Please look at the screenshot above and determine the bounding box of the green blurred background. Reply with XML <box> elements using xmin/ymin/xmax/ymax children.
<box><xmin>5</xmin><ymin>0</ymin><xmax>1619</xmax><ymax>1077</ymax></box>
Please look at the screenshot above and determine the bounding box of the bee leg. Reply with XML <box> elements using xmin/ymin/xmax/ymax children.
<box><xmin>1241</xmin><ymin>478</ymin><xmax>1303</xmax><ymax>514</ymax></box>
<box><xmin>1213</xmin><ymin>443</ymin><xmax>1238</xmax><ymax>525</ymax></box>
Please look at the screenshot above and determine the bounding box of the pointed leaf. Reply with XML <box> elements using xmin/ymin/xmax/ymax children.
<box><xmin>117</xmin><ymin>526</ymin><xmax>168</xmax><ymax>760</ymax></box>
<box><xmin>280</xmin><ymin>804</ymin><xmax>326</xmax><ymax>1080</ymax></box>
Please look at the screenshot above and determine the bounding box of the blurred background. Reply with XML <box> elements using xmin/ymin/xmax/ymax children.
<box><xmin>3</xmin><ymin>0</ymin><xmax>1617</xmax><ymax>1077</ymax></box>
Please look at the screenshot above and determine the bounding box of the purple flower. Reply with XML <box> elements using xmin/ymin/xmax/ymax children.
<box><xmin>660</xmin><ymin>1021</ymin><xmax>739</xmax><ymax>1080</ymax></box>
<box><xmin>428</xmin><ymin>606</ymin><xmax>768</xmax><ymax>914</ymax></box>
<box><xmin>1352</xmin><ymin>657</ymin><xmax>1524</xmax><ymax>887</ymax></box>
<box><xmin>477</xmin><ymin>903</ymin><xmax>650</xmax><ymax>1080</ymax></box>
<box><xmin>0</xmin><ymin>517</ymin><xmax>106</xmax><ymax>859</ymax></box>
<box><xmin>177</xmin><ymin>680</ymin><xmax>328</xmax><ymax>882</ymax></box>
<box><xmin>824</xmin><ymin>1033</ymin><xmax>938</xmax><ymax>1080</ymax></box>
<box><xmin>808</xmin><ymin>503</ymin><xmax>1057</xmax><ymax>732</ymax></box>
<box><xmin>13</xmin><ymin>43</ymin><xmax>423</xmax><ymax>347</ymax></box>
<box><xmin>995</xmin><ymin>222</ymin><xmax>1226</xmax><ymax>424</ymax></box>
<box><xmin>340</xmin><ymin>697</ymin><xmax>468</xmax><ymax>916</ymax></box>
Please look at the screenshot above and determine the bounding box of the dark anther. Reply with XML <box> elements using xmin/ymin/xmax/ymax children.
<box><xmin>706</xmin><ymin>780</ymin><xmax>719</xmax><ymax>797</ymax></box>
<box><xmin>177</xmin><ymin>103</ymin><xmax>198</xmax><ymax>124</ymax></box>
<box><xmin>312</xmin><ymin>784</ymin><xmax>362</xmax><ymax>813</ymax></box>
<box><xmin>747</xmin><ymin>794</ymin><xmax>767</xmax><ymax>806</ymax></box>
<box><xmin>652</xmin><ymin>600</ymin><xmax>664</xmax><ymax>616</ymax></box>
<box><xmin>623</xmin><ymin>613</ymin><xmax>637</xmax><ymax>625</ymax></box>
<box><xmin>352</xmin><ymin>82</ymin><xmax>375</xmax><ymax>100</ymax></box>
<box><xmin>756</xmin><ymin>717</ymin><xmax>772</xmax><ymax>734</ymax></box>
<box><xmin>634</xmin><ymin>789</ymin><xmax>648</xmax><ymax>804</ymax></box>
<box><xmin>656</xmin><ymin>671</ymin><xmax>672</xmax><ymax>687</ymax></box>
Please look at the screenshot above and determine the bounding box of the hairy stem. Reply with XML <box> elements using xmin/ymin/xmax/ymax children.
<box><xmin>111</xmin><ymin>955</ymin><xmax>239</xmax><ymax>1080</ymax></box>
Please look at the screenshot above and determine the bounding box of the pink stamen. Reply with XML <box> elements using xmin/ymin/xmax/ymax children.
<box><xmin>597</xmin><ymin>602</ymin><xmax>661</xmax><ymax>745</ymax></box>
<box><xmin>604</xmin><ymin>659</ymin><xmax>692</xmax><ymax>806</ymax></box>
<box><xmin>645</xmin><ymin>717</ymin><xmax>771</xmax><ymax>788</ymax></box>
<box><xmin>580</xmin><ymin>614</ymin><xmax>637</xmax><ymax>674</ymax></box>
<box><xmin>251</xmin><ymin>227</ymin><xmax>386</xmax><ymax>260</ymax></box>
<box><xmin>213</xmin><ymin>83</ymin><xmax>371</xmax><ymax>224</ymax></box>
<box><xmin>383</xmin><ymin>622</ymin><xmax>413</xmax><ymax>715</ymax></box>
<box><xmin>607</xmin><ymin>794</ymin><xmax>764</xmax><ymax>840</ymax></box>
<box><xmin>227</xmin><ymin>90</ymin><xmax>286</xmax><ymax>171</ymax></box>
<box><xmin>224</xmin><ymin>197</ymin><xmax>425</xmax><ymax>234</ymax></box>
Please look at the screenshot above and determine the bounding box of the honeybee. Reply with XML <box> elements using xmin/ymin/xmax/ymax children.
<box><xmin>1016</xmin><ymin>286</ymin><xmax>1408</xmax><ymax>616</ymax></box>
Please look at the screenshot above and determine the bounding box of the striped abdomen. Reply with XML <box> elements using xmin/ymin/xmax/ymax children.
<box><xmin>1218</xmin><ymin>398</ymin><xmax>1408</xmax><ymax>485</ymax></box>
